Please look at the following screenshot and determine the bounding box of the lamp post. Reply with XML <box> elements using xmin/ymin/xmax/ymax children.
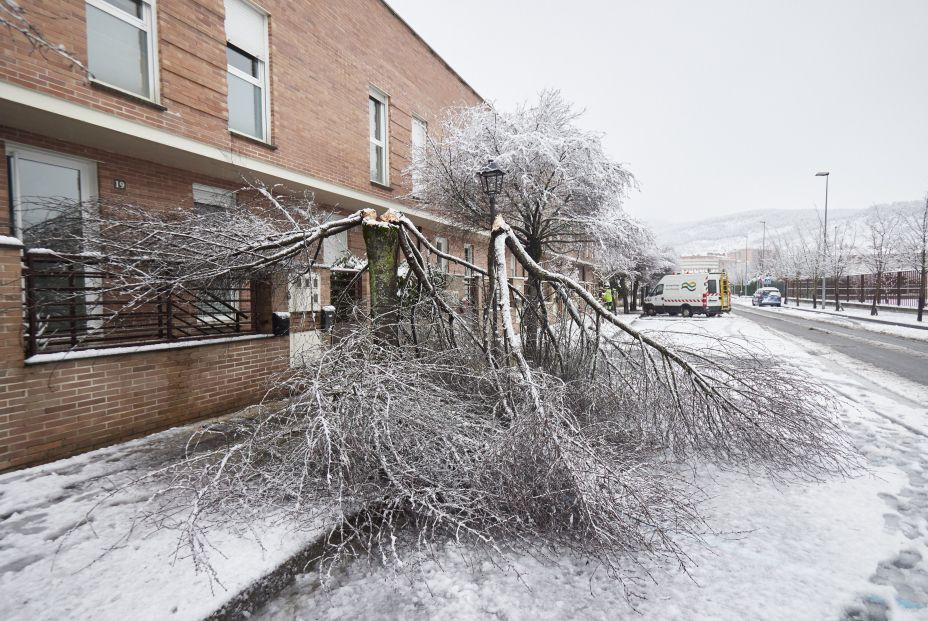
<box><xmin>743</xmin><ymin>234</ymin><xmax>748</xmax><ymax>296</ymax></box>
<box><xmin>477</xmin><ymin>159</ymin><xmax>506</xmax><ymax>341</ymax></box>
<box><xmin>478</xmin><ymin>159</ymin><xmax>505</xmax><ymax>224</ymax></box>
<box><xmin>816</xmin><ymin>172</ymin><xmax>830</xmax><ymax>309</ymax></box>
<box><xmin>760</xmin><ymin>220</ymin><xmax>766</xmax><ymax>284</ymax></box>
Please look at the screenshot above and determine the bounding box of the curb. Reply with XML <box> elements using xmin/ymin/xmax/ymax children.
<box><xmin>203</xmin><ymin>526</ymin><xmax>333</xmax><ymax>621</ymax></box>
<box><xmin>738</xmin><ymin>303</ymin><xmax>928</xmax><ymax>331</ymax></box>
<box><xmin>204</xmin><ymin>507</ymin><xmax>390</xmax><ymax>620</ymax></box>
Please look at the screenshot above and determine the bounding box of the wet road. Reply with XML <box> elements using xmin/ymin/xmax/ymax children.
<box><xmin>736</xmin><ymin>305</ymin><xmax>928</xmax><ymax>387</ymax></box>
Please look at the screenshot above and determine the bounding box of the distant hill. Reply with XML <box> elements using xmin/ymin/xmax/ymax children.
<box><xmin>650</xmin><ymin>201</ymin><xmax>924</xmax><ymax>256</ymax></box>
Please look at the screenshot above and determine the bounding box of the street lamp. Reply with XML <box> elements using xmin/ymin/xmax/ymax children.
<box><xmin>760</xmin><ymin>220</ymin><xmax>766</xmax><ymax>283</ymax></box>
<box><xmin>477</xmin><ymin>159</ymin><xmax>506</xmax><ymax>223</ymax></box>
<box><xmin>743</xmin><ymin>234</ymin><xmax>748</xmax><ymax>296</ymax></box>
<box><xmin>477</xmin><ymin>160</ymin><xmax>506</xmax><ymax>335</ymax></box>
<box><xmin>816</xmin><ymin>172</ymin><xmax>830</xmax><ymax>309</ymax></box>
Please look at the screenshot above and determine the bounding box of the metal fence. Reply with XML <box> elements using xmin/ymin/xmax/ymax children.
<box><xmin>785</xmin><ymin>270</ymin><xmax>923</xmax><ymax>308</ymax></box>
<box><xmin>23</xmin><ymin>250</ymin><xmax>255</xmax><ymax>356</ymax></box>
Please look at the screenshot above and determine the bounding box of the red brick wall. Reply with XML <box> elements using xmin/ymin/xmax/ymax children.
<box><xmin>0</xmin><ymin>126</ymin><xmax>241</xmax><ymax>220</ymax></box>
<box><xmin>0</xmin><ymin>0</ymin><xmax>482</xmax><ymax>202</ymax></box>
<box><xmin>0</xmin><ymin>241</ymin><xmax>290</xmax><ymax>471</ymax></box>
<box><xmin>0</xmin><ymin>127</ymin><xmax>499</xmax><ymax>471</ymax></box>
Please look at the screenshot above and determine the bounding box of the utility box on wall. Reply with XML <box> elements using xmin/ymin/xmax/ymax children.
<box><xmin>288</xmin><ymin>272</ymin><xmax>321</xmax><ymax>313</ymax></box>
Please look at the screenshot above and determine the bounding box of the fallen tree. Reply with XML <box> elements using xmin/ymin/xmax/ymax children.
<box><xmin>26</xmin><ymin>190</ymin><xmax>856</xmax><ymax>593</ymax></box>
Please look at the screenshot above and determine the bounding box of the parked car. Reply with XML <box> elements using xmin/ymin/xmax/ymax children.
<box><xmin>752</xmin><ymin>287</ymin><xmax>782</xmax><ymax>307</ymax></box>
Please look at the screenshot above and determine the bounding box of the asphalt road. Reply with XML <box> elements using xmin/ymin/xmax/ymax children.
<box><xmin>736</xmin><ymin>305</ymin><xmax>928</xmax><ymax>387</ymax></box>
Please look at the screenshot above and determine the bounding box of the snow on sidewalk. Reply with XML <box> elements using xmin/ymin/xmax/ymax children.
<box><xmin>256</xmin><ymin>313</ymin><xmax>928</xmax><ymax>621</ymax></box>
<box><xmin>0</xmin><ymin>412</ymin><xmax>324</xmax><ymax>621</ymax></box>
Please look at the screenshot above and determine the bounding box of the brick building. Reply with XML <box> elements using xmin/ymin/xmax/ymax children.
<box><xmin>0</xmin><ymin>0</ymin><xmax>503</xmax><ymax>470</ymax></box>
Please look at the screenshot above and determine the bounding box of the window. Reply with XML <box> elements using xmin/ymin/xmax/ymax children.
<box><xmin>369</xmin><ymin>88</ymin><xmax>389</xmax><ymax>185</ymax></box>
<box><xmin>191</xmin><ymin>184</ymin><xmax>240</xmax><ymax>320</ymax></box>
<box><xmin>411</xmin><ymin>115</ymin><xmax>427</xmax><ymax>194</ymax></box>
<box><xmin>8</xmin><ymin>145</ymin><xmax>100</xmax><ymax>345</ymax></box>
<box><xmin>192</xmin><ymin>183</ymin><xmax>235</xmax><ymax>214</ymax></box>
<box><xmin>434</xmin><ymin>236</ymin><xmax>448</xmax><ymax>273</ymax></box>
<box><xmin>86</xmin><ymin>0</ymin><xmax>158</xmax><ymax>99</ymax></box>
<box><xmin>7</xmin><ymin>145</ymin><xmax>97</xmax><ymax>248</ymax></box>
<box><xmin>323</xmin><ymin>229</ymin><xmax>350</xmax><ymax>266</ymax></box>
<box><xmin>463</xmin><ymin>243</ymin><xmax>474</xmax><ymax>279</ymax></box>
<box><xmin>225</xmin><ymin>0</ymin><xmax>269</xmax><ymax>140</ymax></box>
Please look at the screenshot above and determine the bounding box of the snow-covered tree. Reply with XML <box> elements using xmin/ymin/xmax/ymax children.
<box><xmin>861</xmin><ymin>207</ymin><xmax>901</xmax><ymax>316</ymax></box>
<box><xmin>407</xmin><ymin>90</ymin><xmax>636</xmax><ymax>355</ymax></box>
<box><xmin>825</xmin><ymin>223</ymin><xmax>857</xmax><ymax>311</ymax></box>
<box><xmin>589</xmin><ymin>200</ymin><xmax>655</xmax><ymax>312</ymax></box>
<box><xmin>900</xmin><ymin>194</ymin><xmax>928</xmax><ymax>321</ymax></box>
<box><xmin>768</xmin><ymin>226</ymin><xmax>824</xmax><ymax>306</ymax></box>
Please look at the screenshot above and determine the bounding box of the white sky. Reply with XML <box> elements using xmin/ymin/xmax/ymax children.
<box><xmin>387</xmin><ymin>0</ymin><xmax>928</xmax><ymax>222</ymax></box>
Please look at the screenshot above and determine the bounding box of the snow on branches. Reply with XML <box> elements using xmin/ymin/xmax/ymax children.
<box><xmin>67</xmin><ymin>194</ymin><xmax>853</xmax><ymax>594</ymax></box>
<box><xmin>29</xmin><ymin>167</ymin><xmax>853</xmax><ymax>594</ymax></box>
<box><xmin>406</xmin><ymin>90</ymin><xmax>636</xmax><ymax>261</ymax></box>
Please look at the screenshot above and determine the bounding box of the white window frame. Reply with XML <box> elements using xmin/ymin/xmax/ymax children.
<box><xmin>6</xmin><ymin>143</ymin><xmax>99</xmax><ymax>241</ymax></box>
<box><xmin>434</xmin><ymin>236</ymin><xmax>449</xmax><ymax>273</ymax></box>
<box><xmin>410</xmin><ymin>114</ymin><xmax>427</xmax><ymax>195</ymax></box>
<box><xmin>7</xmin><ymin>143</ymin><xmax>101</xmax><ymax>335</ymax></box>
<box><xmin>369</xmin><ymin>86</ymin><xmax>389</xmax><ymax>185</ymax></box>
<box><xmin>463</xmin><ymin>243</ymin><xmax>474</xmax><ymax>279</ymax></box>
<box><xmin>85</xmin><ymin>0</ymin><xmax>160</xmax><ymax>103</ymax></box>
<box><xmin>225</xmin><ymin>0</ymin><xmax>271</xmax><ymax>142</ymax></box>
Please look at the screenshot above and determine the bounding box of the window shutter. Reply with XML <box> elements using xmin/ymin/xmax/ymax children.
<box><xmin>225</xmin><ymin>0</ymin><xmax>265</xmax><ymax>59</ymax></box>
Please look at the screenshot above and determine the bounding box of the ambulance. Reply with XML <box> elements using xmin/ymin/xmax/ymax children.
<box><xmin>642</xmin><ymin>271</ymin><xmax>730</xmax><ymax>317</ymax></box>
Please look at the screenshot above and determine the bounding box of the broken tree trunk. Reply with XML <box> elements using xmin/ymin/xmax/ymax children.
<box><xmin>362</xmin><ymin>210</ymin><xmax>401</xmax><ymax>345</ymax></box>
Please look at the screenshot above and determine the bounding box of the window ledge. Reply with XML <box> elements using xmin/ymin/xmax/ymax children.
<box><xmin>90</xmin><ymin>79</ymin><xmax>166</xmax><ymax>111</ymax></box>
<box><xmin>370</xmin><ymin>180</ymin><xmax>394</xmax><ymax>191</ymax></box>
<box><xmin>230</xmin><ymin>130</ymin><xmax>278</xmax><ymax>150</ymax></box>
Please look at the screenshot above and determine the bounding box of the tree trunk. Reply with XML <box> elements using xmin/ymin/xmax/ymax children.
<box><xmin>619</xmin><ymin>275</ymin><xmax>629</xmax><ymax>314</ymax></box>
<box><xmin>833</xmin><ymin>274</ymin><xmax>841</xmax><ymax>311</ymax></box>
<box><xmin>363</xmin><ymin>218</ymin><xmax>400</xmax><ymax>344</ymax></box>
<box><xmin>919</xmin><ymin>251</ymin><xmax>926</xmax><ymax>322</ymax></box>
<box><xmin>611</xmin><ymin>275</ymin><xmax>625</xmax><ymax>314</ymax></box>
<box><xmin>871</xmin><ymin>271</ymin><xmax>882</xmax><ymax>316</ymax></box>
<box><xmin>522</xmin><ymin>239</ymin><xmax>544</xmax><ymax>360</ymax></box>
<box><xmin>630</xmin><ymin>278</ymin><xmax>639</xmax><ymax>312</ymax></box>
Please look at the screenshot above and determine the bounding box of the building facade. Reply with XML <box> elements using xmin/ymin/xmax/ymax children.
<box><xmin>0</xmin><ymin>0</ymin><xmax>499</xmax><ymax>470</ymax></box>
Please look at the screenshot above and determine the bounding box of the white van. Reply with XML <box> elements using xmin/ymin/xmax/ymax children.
<box><xmin>643</xmin><ymin>272</ymin><xmax>730</xmax><ymax>317</ymax></box>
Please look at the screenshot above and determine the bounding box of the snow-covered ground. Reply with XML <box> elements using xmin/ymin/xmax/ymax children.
<box><xmin>4</xmin><ymin>312</ymin><xmax>928</xmax><ymax>620</ymax></box>
<box><xmin>256</xmin><ymin>313</ymin><xmax>928</xmax><ymax>621</ymax></box>
<box><xmin>0</xmin><ymin>411</ymin><xmax>324</xmax><ymax>621</ymax></box>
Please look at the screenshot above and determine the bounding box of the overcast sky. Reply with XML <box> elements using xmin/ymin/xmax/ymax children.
<box><xmin>387</xmin><ymin>0</ymin><xmax>928</xmax><ymax>223</ymax></box>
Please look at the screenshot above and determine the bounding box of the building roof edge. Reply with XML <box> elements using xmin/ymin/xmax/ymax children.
<box><xmin>379</xmin><ymin>1</ymin><xmax>485</xmax><ymax>103</ymax></box>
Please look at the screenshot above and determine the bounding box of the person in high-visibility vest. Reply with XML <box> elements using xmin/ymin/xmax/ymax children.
<box><xmin>602</xmin><ymin>287</ymin><xmax>614</xmax><ymax>313</ymax></box>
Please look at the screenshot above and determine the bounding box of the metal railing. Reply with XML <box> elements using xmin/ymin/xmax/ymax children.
<box><xmin>785</xmin><ymin>270</ymin><xmax>923</xmax><ymax>308</ymax></box>
<box><xmin>23</xmin><ymin>250</ymin><xmax>254</xmax><ymax>356</ymax></box>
